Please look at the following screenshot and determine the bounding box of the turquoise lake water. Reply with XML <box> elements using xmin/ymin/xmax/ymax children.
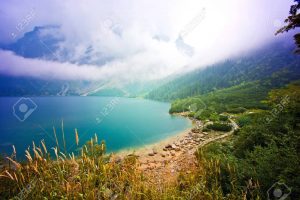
<box><xmin>0</xmin><ymin>97</ymin><xmax>191</xmax><ymax>159</ymax></box>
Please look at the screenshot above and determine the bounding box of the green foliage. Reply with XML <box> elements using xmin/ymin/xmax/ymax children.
<box><xmin>207</xmin><ymin>123</ymin><xmax>232</xmax><ymax>132</ymax></box>
<box><xmin>219</xmin><ymin>115</ymin><xmax>229</xmax><ymax>122</ymax></box>
<box><xmin>84</xmin><ymin>139</ymin><xmax>107</xmax><ymax>158</ymax></box>
<box><xmin>202</xmin><ymin>127</ymin><xmax>211</xmax><ymax>132</ymax></box>
<box><xmin>226</xmin><ymin>107</ymin><xmax>247</xmax><ymax>114</ymax></box>
<box><xmin>208</xmin><ymin>112</ymin><xmax>219</xmax><ymax>122</ymax></box>
<box><xmin>196</xmin><ymin>143</ymin><xmax>261</xmax><ymax>199</ymax></box>
<box><xmin>169</xmin><ymin>81</ymin><xmax>269</xmax><ymax>117</ymax></box>
<box><xmin>236</xmin><ymin>114</ymin><xmax>253</xmax><ymax>127</ymax></box>
<box><xmin>194</xmin><ymin>109</ymin><xmax>212</xmax><ymax>120</ymax></box>
<box><xmin>188</xmin><ymin>112</ymin><xmax>195</xmax><ymax>117</ymax></box>
<box><xmin>199</xmin><ymin>82</ymin><xmax>300</xmax><ymax>199</ymax></box>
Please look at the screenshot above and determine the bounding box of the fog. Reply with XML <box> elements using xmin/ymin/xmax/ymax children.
<box><xmin>0</xmin><ymin>0</ymin><xmax>294</xmax><ymax>82</ymax></box>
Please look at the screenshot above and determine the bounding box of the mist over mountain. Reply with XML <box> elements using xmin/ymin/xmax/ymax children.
<box><xmin>147</xmin><ymin>39</ymin><xmax>300</xmax><ymax>101</ymax></box>
<box><xmin>1</xmin><ymin>31</ymin><xmax>299</xmax><ymax>98</ymax></box>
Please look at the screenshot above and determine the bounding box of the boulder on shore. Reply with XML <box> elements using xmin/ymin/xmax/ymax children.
<box><xmin>175</xmin><ymin>148</ymin><xmax>181</xmax><ymax>152</ymax></box>
<box><xmin>191</xmin><ymin>128</ymin><xmax>200</xmax><ymax>133</ymax></box>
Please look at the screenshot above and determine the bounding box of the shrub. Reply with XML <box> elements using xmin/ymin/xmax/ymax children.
<box><xmin>188</xmin><ymin>112</ymin><xmax>195</xmax><ymax>117</ymax></box>
<box><xmin>207</xmin><ymin>123</ymin><xmax>232</xmax><ymax>132</ymax></box>
<box><xmin>202</xmin><ymin>127</ymin><xmax>211</xmax><ymax>132</ymax></box>
<box><xmin>209</xmin><ymin>112</ymin><xmax>219</xmax><ymax>121</ymax></box>
<box><xmin>227</xmin><ymin>107</ymin><xmax>247</xmax><ymax>114</ymax></box>
<box><xmin>219</xmin><ymin>115</ymin><xmax>229</xmax><ymax>122</ymax></box>
<box><xmin>236</xmin><ymin>115</ymin><xmax>252</xmax><ymax>127</ymax></box>
<box><xmin>195</xmin><ymin>109</ymin><xmax>213</xmax><ymax>120</ymax></box>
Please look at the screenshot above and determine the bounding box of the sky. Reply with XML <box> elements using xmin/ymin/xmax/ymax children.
<box><xmin>0</xmin><ymin>0</ymin><xmax>295</xmax><ymax>82</ymax></box>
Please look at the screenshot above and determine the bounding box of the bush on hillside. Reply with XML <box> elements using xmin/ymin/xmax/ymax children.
<box><xmin>207</xmin><ymin>123</ymin><xmax>232</xmax><ymax>132</ymax></box>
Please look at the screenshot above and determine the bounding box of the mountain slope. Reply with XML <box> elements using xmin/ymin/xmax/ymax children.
<box><xmin>146</xmin><ymin>41</ymin><xmax>300</xmax><ymax>101</ymax></box>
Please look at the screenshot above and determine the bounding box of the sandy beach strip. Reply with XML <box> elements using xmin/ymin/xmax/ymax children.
<box><xmin>115</xmin><ymin>127</ymin><xmax>193</xmax><ymax>159</ymax></box>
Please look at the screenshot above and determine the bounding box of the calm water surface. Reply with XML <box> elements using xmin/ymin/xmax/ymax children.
<box><xmin>0</xmin><ymin>97</ymin><xmax>191</xmax><ymax>159</ymax></box>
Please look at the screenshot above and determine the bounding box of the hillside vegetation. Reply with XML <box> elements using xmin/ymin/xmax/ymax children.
<box><xmin>200</xmin><ymin>82</ymin><xmax>300</xmax><ymax>199</ymax></box>
<box><xmin>147</xmin><ymin>42</ymin><xmax>300</xmax><ymax>101</ymax></box>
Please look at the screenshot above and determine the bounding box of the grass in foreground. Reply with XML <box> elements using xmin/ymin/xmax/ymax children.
<box><xmin>0</xmin><ymin>131</ymin><xmax>261</xmax><ymax>199</ymax></box>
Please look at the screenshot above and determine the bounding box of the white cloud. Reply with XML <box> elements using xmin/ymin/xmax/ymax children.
<box><xmin>0</xmin><ymin>0</ymin><xmax>294</xmax><ymax>82</ymax></box>
<box><xmin>0</xmin><ymin>48</ymin><xmax>187</xmax><ymax>81</ymax></box>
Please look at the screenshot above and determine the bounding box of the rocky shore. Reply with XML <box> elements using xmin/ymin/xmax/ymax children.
<box><xmin>115</xmin><ymin>116</ymin><xmax>237</xmax><ymax>184</ymax></box>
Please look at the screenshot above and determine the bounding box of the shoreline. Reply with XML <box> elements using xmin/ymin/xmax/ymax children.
<box><xmin>115</xmin><ymin>113</ymin><xmax>196</xmax><ymax>158</ymax></box>
<box><xmin>115</xmin><ymin>127</ymin><xmax>193</xmax><ymax>158</ymax></box>
<box><xmin>111</xmin><ymin>114</ymin><xmax>237</xmax><ymax>185</ymax></box>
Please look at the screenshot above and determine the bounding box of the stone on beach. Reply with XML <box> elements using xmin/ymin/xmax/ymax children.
<box><xmin>198</xmin><ymin>133</ymin><xmax>204</xmax><ymax>137</ymax></box>
<box><xmin>191</xmin><ymin>128</ymin><xmax>200</xmax><ymax>133</ymax></box>
<box><xmin>152</xmin><ymin>149</ymin><xmax>158</xmax><ymax>154</ymax></box>
<box><xmin>148</xmin><ymin>153</ymin><xmax>155</xmax><ymax>156</ymax></box>
<box><xmin>175</xmin><ymin>147</ymin><xmax>181</xmax><ymax>152</ymax></box>
<box><xmin>194</xmin><ymin>138</ymin><xmax>201</xmax><ymax>143</ymax></box>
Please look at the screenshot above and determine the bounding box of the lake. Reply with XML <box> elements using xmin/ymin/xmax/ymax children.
<box><xmin>0</xmin><ymin>97</ymin><xmax>191</xmax><ymax>159</ymax></box>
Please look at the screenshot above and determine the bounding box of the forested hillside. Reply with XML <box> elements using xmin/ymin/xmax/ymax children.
<box><xmin>147</xmin><ymin>41</ymin><xmax>300</xmax><ymax>101</ymax></box>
